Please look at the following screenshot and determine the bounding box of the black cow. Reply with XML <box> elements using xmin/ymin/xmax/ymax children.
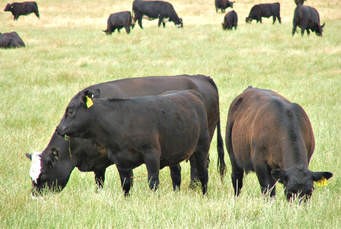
<box><xmin>226</xmin><ymin>87</ymin><xmax>333</xmax><ymax>201</ymax></box>
<box><xmin>132</xmin><ymin>0</ymin><xmax>183</xmax><ymax>29</ymax></box>
<box><xmin>0</xmin><ymin>31</ymin><xmax>25</xmax><ymax>48</ymax></box>
<box><xmin>4</xmin><ymin>1</ymin><xmax>39</xmax><ymax>20</ymax></box>
<box><xmin>292</xmin><ymin>1</ymin><xmax>325</xmax><ymax>36</ymax></box>
<box><xmin>215</xmin><ymin>0</ymin><xmax>234</xmax><ymax>13</ymax></box>
<box><xmin>222</xmin><ymin>10</ymin><xmax>238</xmax><ymax>30</ymax></box>
<box><xmin>103</xmin><ymin>11</ymin><xmax>134</xmax><ymax>35</ymax></box>
<box><xmin>26</xmin><ymin>75</ymin><xmax>226</xmax><ymax>195</ymax></box>
<box><xmin>245</xmin><ymin>2</ymin><xmax>281</xmax><ymax>24</ymax></box>
<box><xmin>57</xmin><ymin>90</ymin><xmax>210</xmax><ymax>195</ymax></box>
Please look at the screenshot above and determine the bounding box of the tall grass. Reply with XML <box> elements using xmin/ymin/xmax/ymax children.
<box><xmin>0</xmin><ymin>0</ymin><xmax>340</xmax><ymax>228</ymax></box>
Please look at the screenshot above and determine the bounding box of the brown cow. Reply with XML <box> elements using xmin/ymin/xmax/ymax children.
<box><xmin>225</xmin><ymin>87</ymin><xmax>332</xmax><ymax>201</ymax></box>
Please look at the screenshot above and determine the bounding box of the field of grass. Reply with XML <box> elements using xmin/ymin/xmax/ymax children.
<box><xmin>0</xmin><ymin>0</ymin><xmax>340</xmax><ymax>227</ymax></box>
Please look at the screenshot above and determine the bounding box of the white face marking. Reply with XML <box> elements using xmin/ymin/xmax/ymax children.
<box><xmin>29</xmin><ymin>152</ymin><xmax>42</xmax><ymax>184</ymax></box>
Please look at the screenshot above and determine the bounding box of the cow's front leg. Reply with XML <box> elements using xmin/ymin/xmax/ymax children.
<box><xmin>117</xmin><ymin>166</ymin><xmax>133</xmax><ymax>196</ymax></box>
<box><xmin>255</xmin><ymin>164</ymin><xmax>276</xmax><ymax>197</ymax></box>
<box><xmin>144</xmin><ymin>151</ymin><xmax>160</xmax><ymax>191</ymax></box>
<box><xmin>94</xmin><ymin>168</ymin><xmax>106</xmax><ymax>190</ymax></box>
<box><xmin>292</xmin><ymin>25</ymin><xmax>297</xmax><ymax>36</ymax></box>
<box><xmin>158</xmin><ymin>17</ymin><xmax>164</xmax><ymax>27</ymax></box>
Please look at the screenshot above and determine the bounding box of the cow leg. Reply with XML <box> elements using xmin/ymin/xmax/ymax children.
<box><xmin>301</xmin><ymin>28</ymin><xmax>305</xmax><ymax>36</ymax></box>
<box><xmin>158</xmin><ymin>17</ymin><xmax>163</xmax><ymax>27</ymax></box>
<box><xmin>306</xmin><ymin>29</ymin><xmax>310</xmax><ymax>36</ymax></box>
<box><xmin>292</xmin><ymin>25</ymin><xmax>297</xmax><ymax>36</ymax></box>
<box><xmin>272</xmin><ymin>16</ymin><xmax>276</xmax><ymax>24</ymax></box>
<box><xmin>193</xmin><ymin>135</ymin><xmax>210</xmax><ymax>195</ymax></box>
<box><xmin>255</xmin><ymin>164</ymin><xmax>276</xmax><ymax>197</ymax></box>
<box><xmin>169</xmin><ymin>164</ymin><xmax>181</xmax><ymax>191</ymax></box>
<box><xmin>278</xmin><ymin>16</ymin><xmax>281</xmax><ymax>24</ymax></box>
<box><xmin>117</xmin><ymin>166</ymin><xmax>133</xmax><ymax>196</ymax></box>
<box><xmin>125</xmin><ymin>26</ymin><xmax>131</xmax><ymax>34</ymax></box>
<box><xmin>229</xmin><ymin>154</ymin><xmax>244</xmax><ymax>196</ymax></box>
<box><xmin>144</xmin><ymin>151</ymin><xmax>160</xmax><ymax>191</ymax></box>
<box><xmin>94</xmin><ymin>168</ymin><xmax>106</xmax><ymax>189</ymax></box>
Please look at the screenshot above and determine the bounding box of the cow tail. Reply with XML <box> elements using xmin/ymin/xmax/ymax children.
<box><xmin>206</xmin><ymin>76</ymin><xmax>226</xmax><ymax>180</ymax></box>
<box><xmin>216</xmin><ymin>116</ymin><xmax>227</xmax><ymax>180</ymax></box>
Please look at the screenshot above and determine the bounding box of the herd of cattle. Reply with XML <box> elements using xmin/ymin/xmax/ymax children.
<box><xmin>26</xmin><ymin>74</ymin><xmax>333</xmax><ymax>202</ymax></box>
<box><xmin>1</xmin><ymin>0</ymin><xmax>326</xmax><ymax>48</ymax></box>
<box><xmin>1</xmin><ymin>0</ymin><xmax>333</xmax><ymax>203</ymax></box>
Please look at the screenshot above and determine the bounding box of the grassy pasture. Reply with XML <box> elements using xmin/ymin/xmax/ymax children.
<box><xmin>0</xmin><ymin>0</ymin><xmax>340</xmax><ymax>228</ymax></box>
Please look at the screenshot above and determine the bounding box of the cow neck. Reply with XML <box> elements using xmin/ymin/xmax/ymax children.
<box><xmin>280</xmin><ymin>131</ymin><xmax>309</xmax><ymax>170</ymax></box>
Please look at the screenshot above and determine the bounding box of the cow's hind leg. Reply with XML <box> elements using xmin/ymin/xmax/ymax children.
<box><xmin>229</xmin><ymin>154</ymin><xmax>244</xmax><ymax>196</ymax></box>
<box><xmin>193</xmin><ymin>135</ymin><xmax>210</xmax><ymax>195</ymax></box>
<box><xmin>169</xmin><ymin>164</ymin><xmax>181</xmax><ymax>191</ymax></box>
<box><xmin>117</xmin><ymin>166</ymin><xmax>133</xmax><ymax>196</ymax></box>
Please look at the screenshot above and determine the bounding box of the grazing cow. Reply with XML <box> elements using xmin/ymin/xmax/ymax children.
<box><xmin>4</xmin><ymin>1</ymin><xmax>39</xmax><ymax>20</ymax></box>
<box><xmin>132</xmin><ymin>0</ymin><xmax>183</xmax><ymax>29</ymax></box>
<box><xmin>292</xmin><ymin>1</ymin><xmax>325</xmax><ymax>36</ymax></box>
<box><xmin>103</xmin><ymin>11</ymin><xmax>134</xmax><ymax>35</ymax></box>
<box><xmin>56</xmin><ymin>90</ymin><xmax>210</xmax><ymax>195</ymax></box>
<box><xmin>215</xmin><ymin>0</ymin><xmax>234</xmax><ymax>13</ymax></box>
<box><xmin>222</xmin><ymin>10</ymin><xmax>238</xmax><ymax>30</ymax></box>
<box><xmin>27</xmin><ymin>75</ymin><xmax>226</xmax><ymax>195</ymax></box>
<box><xmin>225</xmin><ymin>87</ymin><xmax>333</xmax><ymax>201</ymax></box>
<box><xmin>0</xmin><ymin>31</ymin><xmax>25</xmax><ymax>48</ymax></box>
<box><xmin>245</xmin><ymin>2</ymin><xmax>281</xmax><ymax>24</ymax></box>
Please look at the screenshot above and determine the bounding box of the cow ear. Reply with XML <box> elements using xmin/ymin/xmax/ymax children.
<box><xmin>321</xmin><ymin>23</ymin><xmax>325</xmax><ymax>28</ymax></box>
<box><xmin>312</xmin><ymin>171</ymin><xmax>333</xmax><ymax>182</ymax></box>
<box><xmin>26</xmin><ymin>153</ymin><xmax>32</xmax><ymax>160</ymax></box>
<box><xmin>84</xmin><ymin>89</ymin><xmax>100</xmax><ymax>99</ymax></box>
<box><xmin>82</xmin><ymin>94</ymin><xmax>94</xmax><ymax>109</ymax></box>
<box><xmin>271</xmin><ymin>169</ymin><xmax>288</xmax><ymax>184</ymax></box>
<box><xmin>312</xmin><ymin>171</ymin><xmax>333</xmax><ymax>187</ymax></box>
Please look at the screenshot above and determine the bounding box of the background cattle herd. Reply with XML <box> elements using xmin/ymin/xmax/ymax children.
<box><xmin>1</xmin><ymin>0</ymin><xmax>333</xmax><ymax>202</ymax></box>
<box><xmin>1</xmin><ymin>0</ymin><xmax>325</xmax><ymax>48</ymax></box>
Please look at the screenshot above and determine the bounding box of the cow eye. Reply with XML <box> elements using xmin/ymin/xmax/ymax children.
<box><xmin>66</xmin><ymin>108</ymin><xmax>74</xmax><ymax>117</ymax></box>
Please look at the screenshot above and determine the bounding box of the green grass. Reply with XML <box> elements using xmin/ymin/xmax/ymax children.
<box><xmin>0</xmin><ymin>0</ymin><xmax>340</xmax><ymax>228</ymax></box>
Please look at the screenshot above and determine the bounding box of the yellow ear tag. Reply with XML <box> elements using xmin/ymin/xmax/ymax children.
<box><xmin>85</xmin><ymin>96</ymin><xmax>93</xmax><ymax>108</ymax></box>
<box><xmin>315</xmin><ymin>177</ymin><xmax>328</xmax><ymax>187</ymax></box>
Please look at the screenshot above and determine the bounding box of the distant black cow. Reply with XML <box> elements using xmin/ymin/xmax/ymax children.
<box><xmin>245</xmin><ymin>2</ymin><xmax>281</xmax><ymax>24</ymax></box>
<box><xmin>226</xmin><ymin>87</ymin><xmax>333</xmax><ymax>201</ymax></box>
<box><xmin>215</xmin><ymin>0</ymin><xmax>234</xmax><ymax>13</ymax></box>
<box><xmin>222</xmin><ymin>10</ymin><xmax>238</xmax><ymax>30</ymax></box>
<box><xmin>26</xmin><ymin>75</ymin><xmax>226</xmax><ymax>195</ymax></box>
<box><xmin>57</xmin><ymin>90</ymin><xmax>210</xmax><ymax>195</ymax></box>
<box><xmin>0</xmin><ymin>31</ymin><xmax>25</xmax><ymax>48</ymax></box>
<box><xmin>103</xmin><ymin>11</ymin><xmax>134</xmax><ymax>35</ymax></box>
<box><xmin>132</xmin><ymin>0</ymin><xmax>183</xmax><ymax>29</ymax></box>
<box><xmin>4</xmin><ymin>1</ymin><xmax>39</xmax><ymax>20</ymax></box>
<box><xmin>292</xmin><ymin>1</ymin><xmax>325</xmax><ymax>36</ymax></box>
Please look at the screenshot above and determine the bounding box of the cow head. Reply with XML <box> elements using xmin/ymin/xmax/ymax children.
<box><xmin>26</xmin><ymin>141</ymin><xmax>75</xmax><ymax>195</ymax></box>
<box><xmin>175</xmin><ymin>18</ymin><xmax>183</xmax><ymax>28</ymax></box>
<box><xmin>272</xmin><ymin>166</ymin><xmax>333</xmax><ymax>201</ymax></box>
<box><xmin>57</xmin><ymin>90</ymin><xmax>95</xmax><ymax>138</ymax></box>
<box><xmin>294</xmin><ymin>0</ymin><xmax>306</xmax><ymax>6</ymax></box>
<box><xmin>4</xmin><ymin>3</ymin><xmax>12</xmax><ymax>11</ymax></box>
<box><xmin>315</xmin><ymin>23</ymin><xmax>325</xmax><ymax>36</ymax></box>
